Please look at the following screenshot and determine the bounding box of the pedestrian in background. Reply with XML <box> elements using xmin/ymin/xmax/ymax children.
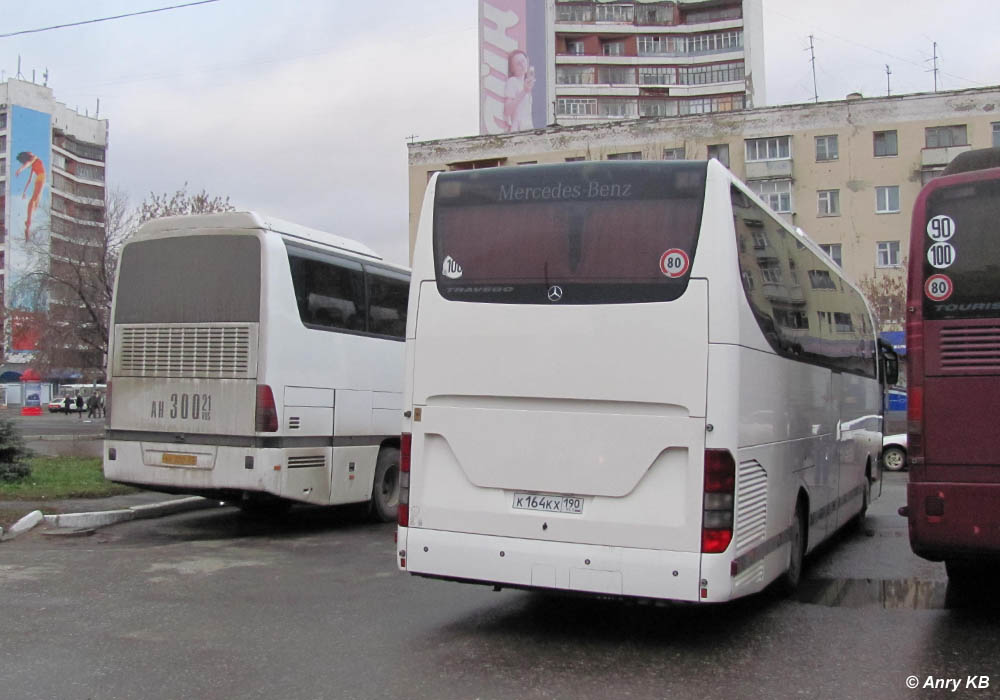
<box><xmin>63</xmin><ymin>395</ymin><xmax>71</xmax><ymax>414</ymax></box>
<box><xmin>87</xmin><ymin>394</ymin><xmax>97</xmax><ymax>419</ymax></box>
<box><xmin>75</xmin><ymin>393</ymin><xmax>84</xmax><ymax>419</ymax></box>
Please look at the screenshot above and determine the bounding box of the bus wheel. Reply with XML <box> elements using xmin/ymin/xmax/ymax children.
<box><xmin>777</xmin><ymin>504</ymin><xmax>806</xmax><ymax>595</ymax></box>
<box><xmin>371</xmin><ymin>447</ymin><xmax>400</xmax><ymax>523</ymax></box>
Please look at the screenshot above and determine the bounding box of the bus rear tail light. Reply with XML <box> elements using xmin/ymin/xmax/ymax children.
<box><xmin>702</xmin><ymin>449</ymin><xmax>735</xmax><ymax>554</ymax></box>
<box><xmin>907</xmin><ymin>385</ymin><xmax>924</xmax><ymax>466</ymax></box>
<box><xmin>398</xmin><ymin>433</ymin><xmax>411</xmax><ymax>527</ymax></box>
<box><xmin>255</xmin><ymin>385</ymin><xmax>278</xmax><ymax>432</ymax></box>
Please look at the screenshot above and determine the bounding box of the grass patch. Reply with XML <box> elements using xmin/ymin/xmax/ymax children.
<box><xmin>0</xmin><ymin>456</ymin><xmax>137</xmax><ymax>501</ymax></box>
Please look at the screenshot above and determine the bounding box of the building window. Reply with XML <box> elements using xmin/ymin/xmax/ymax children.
<box><xmin>926</xmin><ymin>125</ymin><xmax>968</xmax><ymax>148</ymax></box>
<box><xmin>597</xmin><ymin>66</ymin><xmax>634</xmax><ymax>85</ymax></box>
<box><xmin>993</xmin><ymin>122</ymin><xmax>1000</xmax><ymax>148</ymax></box>
<box><xmin>873</xmin><ymin>130</ymin><xmax>898</xmax><ymax>157</ymax></box>
<box><xmin>815</xmin><ymin>135</ymin><xmax>838</xmax><ymax>162</ymax></box>
<box><xmin>599</xmin><ymin>99</ymin><xmax>634</xmax><ymax>117</ymax></box>
<box><xmin>921</xmin><ymin>167</ymin><xmax>945</xmax><ymax>185</ymax></box>
<box><xmin>640</xmin><ymin>99</ymin><xmax>678</xmax><ymax>117</ymax></box>
<box><xmin>637</xmin><ymin>4</ymin><xmax>674</xmax><ymax>25</ymax></box>
<box><xmin>556</xmin><ymin>98</ymin><xmax>597</xmax><ymax>116</ymax></box>
<box><xmin>759</xmin><ymin>258</ymin><xmax>783</xmax><ymax>284</ymax></box>
<box><xmin>607</xmin><ymin>151</ymin><xmax>642</xmax><ymax>161</ymax></box>
<box><xmin>565</xmin><ymin>156</ymin><xmax>586</xmax><ymax>162</ymax></box>
<box><xmin>808</xmin><ymin>269</ymin><xmax>838</xmax><ymax>289</ymax></box>
<box><xmin>833</xmin><ymin>312</ymin><xmax>855</xmax><ymax>333</ymax></box>
<box><xmin>602</xmin><ymin>41</ymin><xmax>625</xmax><ymax>56</ymax></box>
<box><xmin>681</xmin><ymin>94</ymin><xmax>744</xmax><ymax>115</ymax></box>
<box><xmin>557</xmin><ymin>5</ymin><xmax>593</xmax><ymax>22</ymax></box>
<box><xmin>566</xmin><ymin>40</ymin><xmax>585</xmax><ymax>55</ymax></box>
<box><xmin>685</xmin><ymin>30</ymin><xmax>742</xmax><ymax>53</ymax></box>
<box><xmin>662</xmin><ymin>147</ymin><xmax>685</xmax><ymax>160</ymax></box>
<box><xmin>745</xmin><ymin>136</ymin><xmax>791</xmax><ymax>162</ymax></box>
<box><xmin>819</xmin><ymin>244</ymin><xmax>842</xmax><ymax>267</ymax></box>
<box><xmin>749</xmin><ymin>179</ymin><xmax>792</xmax><ymax>213</ymax></box>
<box><xmin>751</xmin><ymin>231</ymin><xmax>769</xmax><ymax>250</ymax></box>
<box><xmin>677</xmin><ymin>62</ymin><xmax>744</xmax><ymax>86</ymax></box>
<box><xmin>817</xmin><ymin>189</ymin><xmax>840</xmax><ymax>217</ymax></box>
<box><xmin>639</xmin><ymin>65</ymin><xmax>676</xmax><ymax>85</ymax></box>
<box><xmin>637</xmin><ymin>35</ymin><xmax>679</xmax><ymax>56</ymax></box>
<box><xmin>556</xmin><ymin>66</ymin><xmax>594</xmax><ymax>85</ymax></box>
<box><xmin>707</xmin><ymin>144</ymin><xmax>730</xmax><ymax>167</ymax></box>
<box><xmin>876</xmin><ymin>186</ymin><xmax>900</xmax><ymax>214</ymax></box>
<box><xmin>595</xmin><ymin>3</ymin><xmax>634</xmax><ymax>22</ymax></box>
<box><xmin>517</xmin><ymin>161</ymin><xmax>537</xmax><ymax>166</ymax></box>
<box><xmin>876</xmin><ymin>241</ymin><xmax>901</xmax><ymax>268</ymax></box>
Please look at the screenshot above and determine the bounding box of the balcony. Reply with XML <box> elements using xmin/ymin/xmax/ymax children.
<box><xmin>921</xmin><ymin>144</ymin><xmax>972</xmax><ymax>168</ymax></box>
<box><xmin>745</xmin><ymin>159</ymin><xmax>793</xmax><ymax>180</ymax></box>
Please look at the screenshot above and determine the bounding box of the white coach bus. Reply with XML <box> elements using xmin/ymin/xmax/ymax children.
<box><xmin>104</xmin><ymin>212</ymin><xmax>408</xmax><ymax>518</ymax></box>
<box><xmin>397</xmin><ymin>160</ymin><xmax>896</xmax><ymax>602</ymax></box>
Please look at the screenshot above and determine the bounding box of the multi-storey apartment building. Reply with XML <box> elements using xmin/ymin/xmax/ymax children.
<box><xmin>480</xmin><ymin>0</ymin><xmax>764</xmax><ymax>134</ymax></box>
<box><xmin>0</xmin><ymin>78</ymin><xmax>108</xmax><ymax>369</ymax></box>
<box><xmin>552</xmin><ymin>0</ymin><xmax>764</xmax><ymax>124</ymax></box>
<box><xmin>411</xmin><ymin>85</ymin><xmax>1000</xmax><ymax>332</ymax></box>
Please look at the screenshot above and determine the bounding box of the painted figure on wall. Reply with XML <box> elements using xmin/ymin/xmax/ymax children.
<box><xmin>503</xmin><ymin>49</ymin><xmax>535</xmax><ymax>132</ymax></box>
<box><xmin>15</xmin><ymin>151</ymin><xmax>46</xmax><ymax>241</ymax></box>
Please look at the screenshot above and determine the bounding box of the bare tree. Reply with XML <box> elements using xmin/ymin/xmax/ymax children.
<box><xmin>858</xmin><ymin>269</ymin><xmax>908</xmax><ymax>333</ymax></box>
<box><xmin>21</xmin><ymin>184</ymin><xmax>234</xmax><ymax>379</ymax></box>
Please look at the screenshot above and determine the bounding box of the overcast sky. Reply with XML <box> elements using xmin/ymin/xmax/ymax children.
<box><xmin>3</xmin><ymin>0</ymin><xmax>999</xmax><ymax>265</ymax></box>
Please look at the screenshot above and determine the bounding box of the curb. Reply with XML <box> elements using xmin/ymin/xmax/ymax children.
<box><xmin>43</xmin><ymin>496</ymin><xmax>219</xmax><ymax>529</ymax></box>
<box><xmin>23</xmin><ymin>434</ymin><xmax>103</xmax><ymax>441</ymax></box>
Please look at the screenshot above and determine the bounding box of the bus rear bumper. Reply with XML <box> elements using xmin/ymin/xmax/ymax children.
<box><xmin>907</xmin><ymin>481</ymin><xmax>1000</xmax><ymax>562</ymax></box>
<box><xmin>401</xmin><ymin>526</ymin><xmax>704</xmax><ymax>602</ymax></box>
<box><xmin>103</xmin><ymin>439</ymin><xmax>283</xmax><ymax>500</ymax></box>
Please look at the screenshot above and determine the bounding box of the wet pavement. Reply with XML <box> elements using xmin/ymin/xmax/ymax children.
<box><xmin>3</xmin><ymin>472</ymin><xmax>998</xmax><ymax>700</ymax></box>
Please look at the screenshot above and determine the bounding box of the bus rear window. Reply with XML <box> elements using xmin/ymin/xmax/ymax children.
<box><xmin>115</xmin><ymin>235</ymin><xmax>261</xmax><ymax>324</ymax></box>
<box><xmin>432</xmin><ymin>162</ymin><xmax>707</xmax><ymax>304</ymax></box>
<box><xmin>924</xmin><ymin>178</ymin><xmax>1000</xmax><ymax>319</ymax></box>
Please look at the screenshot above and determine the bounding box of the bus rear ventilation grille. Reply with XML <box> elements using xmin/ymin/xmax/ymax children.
<box><xmin>939</xmin><ymin>325</ymin><xmax>1000</xmax><ymax>372</ymax></box>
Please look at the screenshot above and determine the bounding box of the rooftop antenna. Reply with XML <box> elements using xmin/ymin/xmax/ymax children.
<box><xmin>32</xmin><ymin>69</ymin><xmax>35</xmax><ymax>83</ymax></box>
<box><xmin>16</xmin><ymin>55</ymin><xmax>24</xmax><ymax>79</ymax></box>
<box><xmin>885</xmin><ymin>64</ymin><xmax>892</xmax><ymax>96</ymax></box>
<box><xmin>808</xmin><ymin>35</ymin><xmax>818</xmax><ymax>103</ymax></box>
<box><xmin>405</xmin><ymin>134</ymin><xmax>418</xmax><ymax>144</ymax></box>
<box><xmin>927</xmin><ymin>41</ymin><xmax>939</xmax><ymax>92</ymax></box>
<box><xmin>43</xmin><ymin>68</ymin><xmax>48</xmax><ymax>86</ymax></box>
<box><xmin>96</xmin><ymin>98</ymin><xmax>100</xmax><ymax>119</ymax></box>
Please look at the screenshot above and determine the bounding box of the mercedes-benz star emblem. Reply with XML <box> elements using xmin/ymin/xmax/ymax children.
<box><xmin>547</xmin><ymin>285</ymin><xmax>564</xmax><ymax>302</ymax></box>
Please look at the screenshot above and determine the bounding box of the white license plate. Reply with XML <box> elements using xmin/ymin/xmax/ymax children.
<box><xmin>512</xmin><ymin>493</ymin><xmax>583</xmax><ymax>514</ymax></box>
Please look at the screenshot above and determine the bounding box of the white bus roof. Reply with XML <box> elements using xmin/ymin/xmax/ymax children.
<box><xmin>133</xmin><ymin>211</ymin><xmax>383</xmax><ymax>261</ymax></box>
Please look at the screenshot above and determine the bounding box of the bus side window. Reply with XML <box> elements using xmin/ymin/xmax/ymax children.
<box><xmin>367</xmin><ymin>272</ymin><xmax>408</xmax><ymax>339</ymax></box>
<box><xmin>287</xmin><ymin>248</ymin><xmax>366</xmax><ymax>333</ymax></box>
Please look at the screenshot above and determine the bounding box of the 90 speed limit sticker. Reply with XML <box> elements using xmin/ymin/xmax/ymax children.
<box><xmin>925</xmin><ymin>273</ymin><xmax>954</xmax><ymax>302</ymax></box>
<box><xmin>659</xmin><ymin>249</ymin><xmax>690</xmax><ymax>278</ymax></box>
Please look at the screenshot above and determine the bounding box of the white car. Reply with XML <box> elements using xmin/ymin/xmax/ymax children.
<box><xmin>882</xmin><ymin>433</ymin><xmax>908</xmax><ymax>471</ymax></box>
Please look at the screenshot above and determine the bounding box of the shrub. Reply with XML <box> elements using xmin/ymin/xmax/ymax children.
<box><xmin>0</xmin><ymin>417</ymin><xmax>32</xmax><ymax>482</ymax></box>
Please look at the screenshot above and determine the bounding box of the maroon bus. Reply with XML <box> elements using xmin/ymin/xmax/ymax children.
<box><xmin>903</xmin><ymin>147</ymin><xmax>1000</xmax><ymax>580</ymax></box>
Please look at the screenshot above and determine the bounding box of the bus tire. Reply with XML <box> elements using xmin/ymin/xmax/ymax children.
<box><xmin>371</xmin><ymin>446</ymin><xmax>400</xmax><ymax>523</ymax></box>
<box><xmin>882</xmin><ymin>446</ymin><xmax>906</xmax><ymax>472</ymax></box>
<box><xmin>776</xmin><ymin>503</ymin><xmax>806</xmax><ymax>596</ymax></box>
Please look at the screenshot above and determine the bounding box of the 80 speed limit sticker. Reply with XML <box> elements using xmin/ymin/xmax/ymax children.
<box><xmin>659</xmin><ymin>249</ymin><xmax>690</xmax><ymax>278</ymax></box>
<box><xmin>925</xmin><ymin>273</ymin><xmax>954</xmax><ymax>302</ymax></box>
